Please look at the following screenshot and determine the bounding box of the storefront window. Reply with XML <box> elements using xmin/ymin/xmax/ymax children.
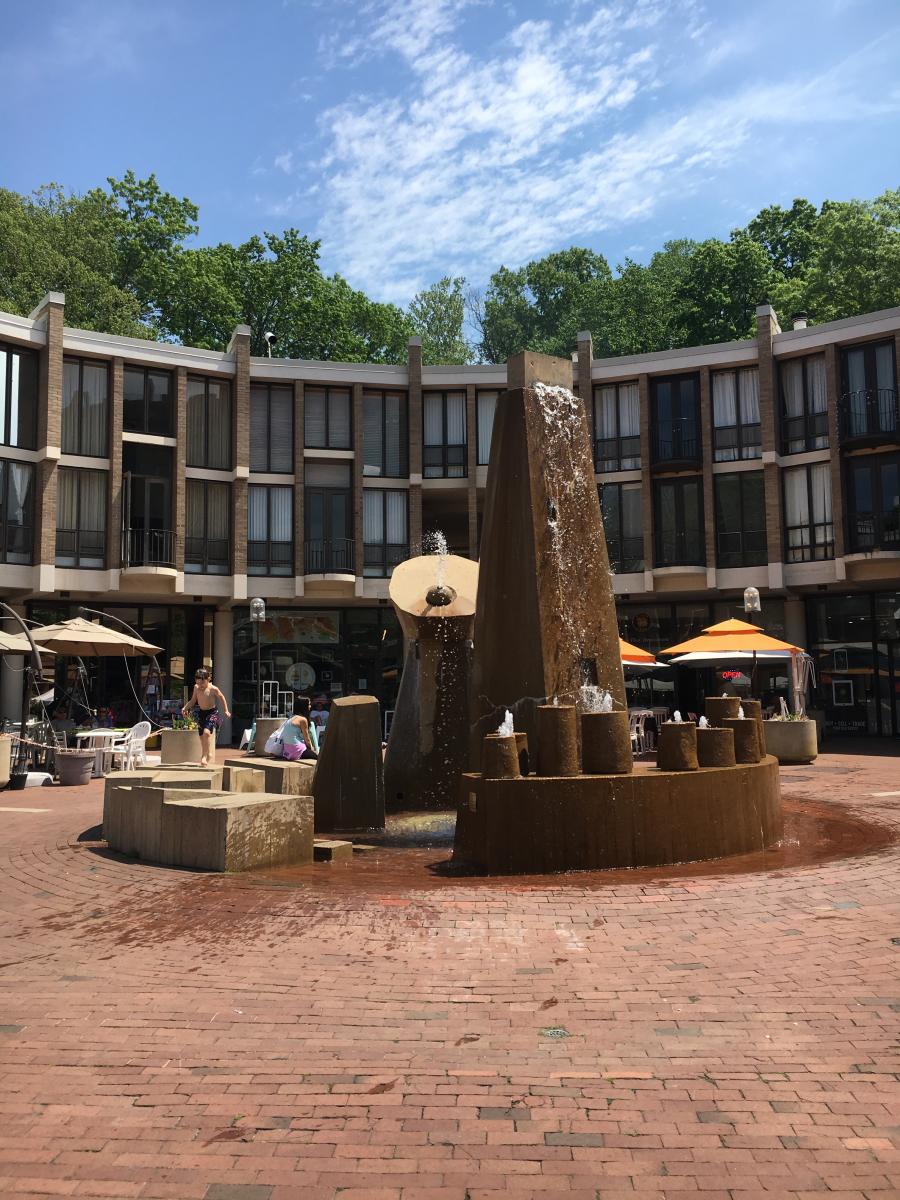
<box><xmin>806</xmin><ymin>594</ymin><xmax>889</xmax><ymax>736</ymax></box>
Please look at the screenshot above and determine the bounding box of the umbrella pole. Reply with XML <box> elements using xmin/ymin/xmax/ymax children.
<box><xmin>751</xmin><ymin>649</ymin><xmax>758</xmax><ymax>696</ymax></box>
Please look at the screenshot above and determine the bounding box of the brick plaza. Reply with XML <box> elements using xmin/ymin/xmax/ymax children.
<box><xmin>1</xmin><ymin>748</ymin><xmax>900</xmax><ymax>1200</ymax></box>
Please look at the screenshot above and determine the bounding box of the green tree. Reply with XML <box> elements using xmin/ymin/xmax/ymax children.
<box><xmin>408</xmin><ymin>276</ymin><xmax>470</xmax><ymax>364</ymax></box>
<box><xmin>676</xmin><ymin>236</ymin><xmax>774</xmax><ymax>345</ymax></box>
<box><xmin>744</xmin><ymin>198</ymin><xmax>819</xmax><ymax>278</ymax></box>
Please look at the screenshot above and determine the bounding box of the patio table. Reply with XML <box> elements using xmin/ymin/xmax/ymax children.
<box><xmin>75</xmin><ymin>729</ymin><xmax>125</xmax><ymax>777</ymax></box>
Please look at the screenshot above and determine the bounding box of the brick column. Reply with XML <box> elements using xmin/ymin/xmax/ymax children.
<box><xmin>823</xmin><ymin>343</ymin><xmax>845</xmax><ymax>560</ymax></box>
<box><xmin>756</xmin><ymin>304</ymin><xmax>784</xmax><ymax>583</ymax></box>
<box><xmin>294</xmin><ymin>381</ymin><xmax>305</xmax><ymax>583</ymax></box>
<box><xmin>31</xmin><ymin>292</ymin><xmax>65</xmax><ymax>579</ymax></box>
<box><xmin>577</xmin><ymin>331</ymin><xmax>593</xmax><ymax>418</ymax></box>
<box><xmin>699</xmin><ymin>366</ymin><xmax>716</xmax><ymax>570</ymax></box>
<box><xmin>638</xmin><ymin>374</ymin><xmax>653</xmax><ymax>570</ymax></box>
<box><xmin>173</xmin><ymin>368</ymin><xmax>187</xmax><ymax>572</ymax></box>
<box><xmin>108</xmin><ymin>358</ymin><xmax>124</xmax><ymax>570</ymax></box>
<box><xmin>352</xmin><ymin>382</ymin><xmax>364</xmax><ymax>579</ymax></box>
<box><xmin>466</xmin><ymin>383</ymin><xmax>478</xmax><ymax>558</ymax></box>
<box><xmin>408</xmin><ymin>337</ymin><xmax>423</xmax><ymax>553</ymax></box>
<box><xmin>229</xmin><ymin>325</ymin><xmax>251</xmax><ymax>580</ymax></box>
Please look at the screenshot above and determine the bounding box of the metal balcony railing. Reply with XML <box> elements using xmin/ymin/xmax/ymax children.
<box><xmin>848</xmin><ymin>511</ymin><xmax>900</xmax><ymax>553</ymax></box>
<box><xmin>650</xmin><ymin>421</ymin><xmax>700</xmax><ymax>467</ymax></box>
<box><xmin>304</xmin><ymin>538</ymin><xmax>355</xmax><ymax>575</ymax></box>
<box><xmin>838</xmin><ymin>388</ymin><xmax>899</xmax><ymax>444</ymax></box>
<box><xmin>594</xmin><ymin>435</ymin><xmax>641</xmax><ymax>472</ymax></box>
<box><xmin>121</xmin><ymin>527</ymin><xmax>175</xmax><ymax>568</ymax></box>
<box><xmin>606</xmin><ymin>535</ymin><xmax>644</xmax><ymax>574</ymax></box>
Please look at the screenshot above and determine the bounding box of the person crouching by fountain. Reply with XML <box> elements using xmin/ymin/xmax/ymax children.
<box><xmin>278</xmin><ymin>696</ymin><xmax>319</xmax><ymax>761</ymax></box>
<box><xmin>182</xmin><ymin>668</ymin><xmax>231</xmax><ymax>767</ymax></box>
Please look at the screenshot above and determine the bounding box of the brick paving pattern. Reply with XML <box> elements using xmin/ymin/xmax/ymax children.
<box><xmin>1</xmin><ymin>745</ymin><xmax>899</xmax><ymax>1199</ymax></box>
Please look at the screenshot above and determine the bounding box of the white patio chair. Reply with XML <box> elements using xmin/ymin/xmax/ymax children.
<box><xmin>107</xmin><ymin>721</ymin><xmax>152</xmax><ymax>772</ymax></box>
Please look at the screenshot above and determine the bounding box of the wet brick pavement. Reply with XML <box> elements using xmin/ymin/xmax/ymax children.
<box><xmin>0</xmin><ymin>743</ymin><xmax>899</xmax><ymax>1199</ymax></box>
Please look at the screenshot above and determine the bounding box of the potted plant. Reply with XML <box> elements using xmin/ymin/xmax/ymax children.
<box><xmin>763</xmin><ymin>711</ymin><xmax>818</xmax><ymax>764</ymax></box>
<box><xmin>160</xmin><ymin>715</ymin><xmax>207</xmax><ymax>765</ymax></box>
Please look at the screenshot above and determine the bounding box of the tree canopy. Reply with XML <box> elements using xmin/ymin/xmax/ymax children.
<box><xmin>0</xmin><ymin>174</ymin><xmax>897</xmax><ymax>365</ymax></box>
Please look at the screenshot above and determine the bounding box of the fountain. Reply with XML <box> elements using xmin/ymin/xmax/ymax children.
<box><xmin>383</xmin><ymin>549</ymin><xmax>478</xmax><ymax>809</ymax></box>
<box><xmin>453</xmin><ymin>352</ymin><xmax>782</xmax><ymax>874</ymax></box>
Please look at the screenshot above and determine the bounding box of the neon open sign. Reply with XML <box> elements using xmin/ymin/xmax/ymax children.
<box><xmin>721</xmin><ymin>670</ymin><xmax>742</xmax><ymax>680</ymax></box>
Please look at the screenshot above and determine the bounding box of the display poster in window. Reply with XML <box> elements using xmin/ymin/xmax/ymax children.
<box><xmin>832</xmin><ymin>679</ymin><xmax>854</xmax><ymax>707</ymax></box>
<box><xmin>259</xmin><ymin>611</ymin><xmax>340</xmax><ymax>645</ymax></box>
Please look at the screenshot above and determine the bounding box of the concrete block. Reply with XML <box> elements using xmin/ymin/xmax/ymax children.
<box><xmin>222</xmin><ymin>756</ymin><xmax>315</xmax><ymax>796</ymax></box>
<box><xmin>313</xmin><ymin>838</ymin><xmax>354</xmax><ymax>862</ymax></box>
<box><xmin>221</xmin><ymin>764</ymin><xmax>266</xmax><ymax>793</ymax></box>
<box><xmin>103</xmin><ymin>775</ymin><xmax>216</xmax><ymax>850</ymax></box>
<box><xmin>162</xmin><ymin>792</ymin><xmax>314</xmax><ymax>871</ymax></box>
<box><xmin>313</xmin><ymin>695</ymin><xmax>384</xmax><ymax>831</ymax></box>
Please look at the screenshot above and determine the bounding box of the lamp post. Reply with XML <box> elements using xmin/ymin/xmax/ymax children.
<box><xmin>249</xmin><ymin>598</ymin><xmax>266</xmax><ymax>717</ymax></box>
<box><xmin>744</xmin><ymin>586</ymin><xmax>762</xmax><ymax>693</ymax></box>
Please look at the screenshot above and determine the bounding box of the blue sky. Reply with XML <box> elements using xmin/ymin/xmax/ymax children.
<box><xmin>2</xmin><ymin>0</ymin><xmax>899</xmax><ymax>307</ymax></box>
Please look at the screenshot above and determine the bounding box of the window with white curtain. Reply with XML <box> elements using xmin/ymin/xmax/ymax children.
<box><xmin>362</xmin><ymin>391</ymin><xmax>407</xmax><ymax>477</ymax></box>
<box><xmin>783</xmin><ymin>462</ymin><xmax>833</xmax><ymax>562</ymax></box>
<box><xmin>187</xmin><ymin>376</ymin><xmax>232</xmax><ymax>469</ymax></box>
<box><xmin>62</xmin><ymin>358</ymin><xmax>109</xmax><ymax>457</ymax></box>
<box><xmin>185</xmin><ymin>480</ymin><xmax>230</xmax><ymax>574</ymax></box>
<box><xmin>250</xmin><ymin>383</ymin><xmax>293</xmax><ymax>473</ymax></box>
<box><xmin>247</xmin><ymin>484</ymin><xmax>293</xmax><ymax>575</ymax></box>
<box><xmin>712</xmin><ymin>368</ymin><xmax>761</xmax><ymax>461</ymax></box>
<box><xmin>423</xmin><ymin>391</ymin><xmax>466</xmax><ymax>477</ymax></box>
<box><xmin>55</xmin><ymin>468</ymin><xmax>107</xmax><ymax>568</ymax></box>
<box><xmin>305</xmin><ymin>387</ymin><xmax>352</xmax><ymax>449</ymax></box>
<box><xmin>477</xmin><ymin>391</ymin><xmax>498</xmax><ymax>465</ymax></box>
<box><xmin>593</xmin><ymin>382</ymin><xmax>640</xmax><ymax>471</ymax></box>
<box><xmin>363</xmin><ymin>489</ymin><xmax>409</xmax><ymax>576</ymax></box>
<box><xmin>0</xmin><ymin>458</ymin><xmax>34</xmax><ymax>564</ymax></box>
<box><xmin>0</xmin><ymin>342</ymin><xmax>38</xmax><ymax>450</ymax></box>
<box><xmin>780</xmin><ymin>355</ymin><xmax>828</xmax><ymax>453</ymax></box>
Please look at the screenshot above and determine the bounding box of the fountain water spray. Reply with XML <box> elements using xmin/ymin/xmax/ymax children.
<box><xmin>698</xmin><ymin>715</ymin><xmax>708</xmax><ymax>729</ymax></box>
<box><xmin>496</xmin><ymin>710</ymin><xmax>514</xmax><ymax>736</ymax></box>
<box><xmin>580</xmin><ymin>685</ymin><xmax>613</xmax><ymax>713</ymax></box>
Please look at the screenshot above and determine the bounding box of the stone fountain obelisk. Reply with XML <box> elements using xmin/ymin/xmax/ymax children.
<box><xmin>469</xmin><ymin>351</ymin><xmax>626</xmax><ymax>770</ymax></box>
<box><xmin>384</xmin><ymin>554</ymin><xmax>478</xmax><ymax>809</ymax></box>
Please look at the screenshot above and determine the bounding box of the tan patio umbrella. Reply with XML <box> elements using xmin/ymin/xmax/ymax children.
<box><xmin>30</xmin><ymin>617</ymin><xmax>162</xmax><ymax>657</ymax></box>
<box><xmin>0</xmin><ymin>629</ymin><xmax>50</xmax><ymax>655</ymax></box>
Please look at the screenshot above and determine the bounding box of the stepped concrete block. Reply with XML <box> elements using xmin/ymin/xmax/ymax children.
<box><xmin>222</xmin><ymin>756</ymin><xmax>315</xmax><ymax>796</ymax></box>
<box><xmin>162</xmin><ymin>793</ymin><xmax>314</xmax><ymax>871</ymax></box>
<box><xmin>103</xmin><ymin>766</ymin><xmax>222</xmax><ymax>804</ymax></box>
<box><xmin>313</xmin><ymin>838</ymin><xmax>354</xmax><ymax>862</ymax></box>
<box><xmin>103</xmin><ymin>775</ymin><xmax>216</xmax><ymax>849</ymax></box>
<box><xmin>221</xmin><ymin>764</ymin><xmax>266</xmax><ymax>793</ymax></box>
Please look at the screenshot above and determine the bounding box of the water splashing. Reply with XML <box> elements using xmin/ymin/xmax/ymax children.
<box><xmin>738</xmin><ymin>705</ymin><xmax>745</xmax><ymax>719</ymax></box>
<box><xmin>673</xmin><ymin>710</ymin><xmax>683</xmax><ymax>723</ymax></box>
<box><xmin>496</xmin><ymin>710</ymin><xmax>514</xmax><ymax>736</ymax></box>
<box><xmin>580</xmin><ymin>685</ymin><xmax>613</xmax><ymax>713</ymax></box>
<box><xmin>423</xmin><ymin>530</ymin><xmax>449</xmax><ymax>590</ymax></box>
<box><xmin>698</xmin><ymin>715</ymin><xmax>708</xmax><ymax>729</ymax></box>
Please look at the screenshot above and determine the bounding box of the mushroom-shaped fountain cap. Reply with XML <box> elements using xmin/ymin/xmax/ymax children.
<box><xmin>389</xmin><ymin>554</ymin><xmax>478</xmax><ymax>622</ymax></box>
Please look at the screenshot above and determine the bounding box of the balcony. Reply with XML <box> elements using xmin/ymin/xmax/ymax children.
<box><xmin>838</xmin><ymin>388</ymin><xmax>899</xmax><ymax>446</ymax></box>
<box><xmin>121</xmin><ymin>528</ymin><xmax>174</xmax><ymax>569</ymax></box>
<box><xmin>650</xmin><ymin>422</ymin><xmax>700</xmax><ymax>469</ymax></box>
<box><xmin>606</xmin><ymin>535</ymin><xmax>644</xmax><ymax>574</ymax></box>
<box><xmin>304</xmin><ymin>538</ymin><xmax>355</xmax><ymax>575</ymax></box>
<box><xmin>654</xmin><ymin>530</ymin><xmax>705</xmax><ymax>569</ymax></box>
<box><xmin>594</xmin><ymin>435</ymin><xmax>641</xmax><ymax>473</ymax></box>
<box><xmin>847</xmin><ymin>511</ymin><xmax>900</xmax><ymax>554</ymax></box>
<box><xmin>363</xmin><ymin>542</ymin><xmax>408</xmax><ymax>578</ymax></box>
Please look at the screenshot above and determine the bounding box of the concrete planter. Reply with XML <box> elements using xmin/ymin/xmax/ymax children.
<box><xmin>56</xmin><ymin>749</ymin><xmax>94</xmax><ymax>787</ymax></box>
<box><xmin>160</xmin><ymin>727</ymin><xmax>211</xmax><ymax>765</ymax></box>
<box><xmin>763</xmin><ymin>719</ymin><xmax>818</xmax><ymax>764</ymax></box>
<box><xmin>0</xmin><ymin>735</ymin><xmax>11</xmax><ymax>788</ymax></box>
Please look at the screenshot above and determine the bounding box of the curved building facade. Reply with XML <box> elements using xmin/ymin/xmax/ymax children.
<box><xmin>1</xmin><ymin>293</ymin><xmax>898</xmax><ymax>739</ymax></box>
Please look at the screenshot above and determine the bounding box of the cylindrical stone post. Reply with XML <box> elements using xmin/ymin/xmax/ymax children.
<box><xmin>724</xmin><ymin>717</ymin><xmax>761</xmax><ymax>763</ymax></box>
<box><xmin>482</xmin><ymin>733</ymin><xmax>521</xmax><ymax>780</ymax></box>
<box><xmin>657</xmin><ymin>722</ymin><xmax>699</xmax><ymax>771</ymax></box>
<box><xmin>254</xmin><ymin>717</ymin><xmax>282</xmax><ymax>756</ymax></box>
<box><xmin>697</xmin><ymin>726</ymin><xmax>736</xmax><ymax>768</ymax></box>
<box><xmin>514</xmin><ymin>732</ymin><xmax>530</xmax><ymax>777</ymax></box>
<box><xmin>536</xmin><ymin>704</ymin><xmax>579</xmax><ymax>777</ymax></box>
<box><xmin>581</xmin><ymin>711</ymin><xmax>633</xmax><ymax>775</ymax></box>
<box><xmin>741</xmin><ymin>699</ymin><xmax>765</xmax><ymax>755</ymax></box>
<box><xmin>704</xmin><ymin>696</ymin><xmax>741</xmax><ymax>725</ymax></box>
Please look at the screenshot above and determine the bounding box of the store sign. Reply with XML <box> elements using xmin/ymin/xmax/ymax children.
<box><xmin>259</xmin><ymin>611</ymin><xmax>340</xmax><ymax>645</ymax></box>
<box><xmin>721</xmin><ymin>670</ymin><xmax>742</xmax><ymax>680</ymax></box>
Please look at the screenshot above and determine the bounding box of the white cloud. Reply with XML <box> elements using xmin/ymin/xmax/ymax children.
<box><xmin>274</xmin><ymin>151</ymin><xmax>295</xmax><ymax>175</ymax></box>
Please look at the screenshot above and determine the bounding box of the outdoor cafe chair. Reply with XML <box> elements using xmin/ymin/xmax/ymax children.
<box><xmin>107</xmin><ymin>721</ymin><xmax>152</xmax><ymax>772</ymax></box>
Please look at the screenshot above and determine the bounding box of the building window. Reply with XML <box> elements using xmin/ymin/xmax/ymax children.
<box><xmin>363</xmin><ymin>490</ymin><xmax>408</xmax><ymax>577</ymax></box>
<box><xmin>714</xmin><ymin>472</ymin><xmax>767</xmax><ymax>568</ymax></box>
<box><xmin>250</xmin><ymin>383</ymin><xmax>293</xmax><ymax>473</ymax></box>
<box><xmin>248</xmin><ymin>485</ymin><xmax>293</xmax><ymax>576</ymax></box>
<box><xmin>185</xmin><ymin>480</ymin><xmax>231</xmax><ymax>574</ymax></box>
<box><xmin>187</xmin><ymin>376</ymin><xmax>232</xmax><ymax>469</ymax></box>
<box><xmin>653</xmin><ymin>476</ymin><xmax>704</xmax><ymax>566</ymax></box>
<box><xmin>780</xmin><ymin>354</ymin><xmax>828</xmax><ymax>454</ymax></box>
<box><xmin>783</xmin><ymin>462</ymin><xmax>833</xmax><ymax>562</ymax></box>
<box><xmin>304</xmin><ymin>462</ymin><xmax>353</xmax><ymax>574</ymax></box>
<box><xmin>846</xmin><ymin>453</ymin><xmax>900</xmax><ymax>553</ymax></box>
<box><xmin>650</xmin><ymin>374</ymin><xmax>700</xmax><ymax>465</ymax></box>
<box><xmin>477</xmin><ymin>391</ymin><xmax>498</xmax><ymax>465</ymax></box>
<box><xmin>362</xmin><ymin>390</ymin><xmax>408</xmax><ymax>477</ymax></box>
<box><xmin>0</xmin><ymin>458</ymin><xmax>34</xmax><ymax>564</ymax></box>
<box><xmin>712</xmin><ymin>368</ymin><xmax>761</xmax><ymax>462</ymax></box>
<box><xmin>123</xmin><ymin>365</ymin><xmax>173</xmax><ymax>435</ymax></box>
<box><xmin>600</xmin><ymin>482</ymin><xmax>643</xmax><ymax>572</ymax></box>
<box><xmin>839</xmin><ymin>341</ymin><xmax>897</xmax><ymax>442</ymax></box>
<box><xmin>424</xmin><ymin>391</ymin><xmax>466</xmax><ymax>478</ymax></box>
<box><xmin>62</xmin><ymin>358</ymin><xmax>108</xmax><ymax>457</ymax></box>
<box><xmin>305</xmin><ymin>387</ymin><xmax>351</xmax><ymax>449</ymax></box>
<box><xmin>55</xmin><ymin>468</ymin><xmax>107</xmax><ymax>568</ymax></box>
<box><xmin>594</xmin><ymin>382</ymin><xmax>640</xmax><ymax>471</ymax></box>
<box><xmin>0</xmin><ymin>342</ymin><xmax>38</xmax><ymax>450</ymax></box>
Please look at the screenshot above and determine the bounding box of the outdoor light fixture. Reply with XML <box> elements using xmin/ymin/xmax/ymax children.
<box><xmin>250</xmin><ymin>598</ymin><xmax>266</xmax><ymax>716</ymax></box>
<box><xmin>263</xmin><ymin>331</ymin><xmax>277</xmax><ymax>358</ymax></box>
<box><xmin>743</xmin><ymin>586</ymin><xmax>761</xmax><ymax>615</ymax></box>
